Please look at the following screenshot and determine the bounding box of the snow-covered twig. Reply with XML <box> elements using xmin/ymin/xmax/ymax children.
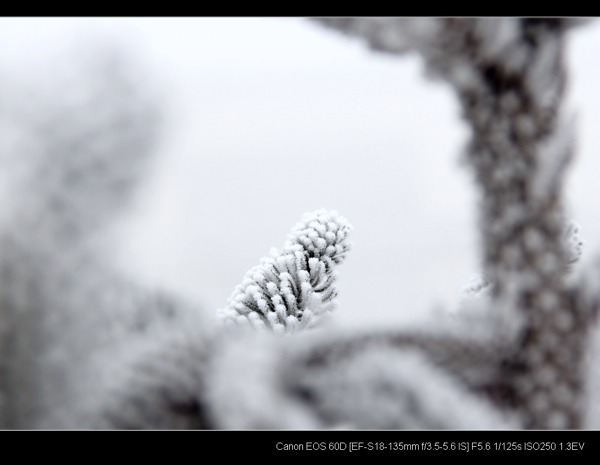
<box><xmin>217</xmin><ymin>209</ymin><xmax>352</xmax><ymax>333</ymax></box>
<box><xmin>316</xmin><ymin>18</ymin><xmax>590</xmax><ymax>428</ymax></box>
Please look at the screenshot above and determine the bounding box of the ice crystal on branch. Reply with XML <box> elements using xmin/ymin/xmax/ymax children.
<box><xmin>217</xmin><ymin>209</ymin><xmax>352</xmax><ymax>333</ymax></box>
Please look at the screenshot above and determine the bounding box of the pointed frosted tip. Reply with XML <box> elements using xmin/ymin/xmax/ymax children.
<box><xmin>298</xmin><ymin>209</ymin><xmax>353</xmax><ymax>238</ymax></box>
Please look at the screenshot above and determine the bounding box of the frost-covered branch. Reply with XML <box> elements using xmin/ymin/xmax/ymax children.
<box><xmin>204</xmin><ymin>327</ymin><xmax>517</xmax><ymax>429</ymax></box>
<box><xmin>456</xmin><ymin>219</ymin><xmax>584</xmax><ymax>312</ymax></box>
<box><xmin>217</xmin><ymin>209</ymin><xmax>352</xmax><ymax>333</ymax></box>
<box><xmin>4</xmin><ymin>19</ymin><xmax>600</xmax><ymax>431</ymax></box>
<box><xmin>315</xmin><ymin>18</ymin><xmax>591</xmax><ymax>428</ymax></box>
<box><xmin>0</xmin><ymin>42</ymin><xmax>164</xmax><ymax>429</ymax></box>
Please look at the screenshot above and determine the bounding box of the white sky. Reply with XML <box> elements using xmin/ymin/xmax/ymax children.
<box><xmin>2</xmin><ymin>18</ymin><xmax>600</xmax><ymax>329</ymax></box>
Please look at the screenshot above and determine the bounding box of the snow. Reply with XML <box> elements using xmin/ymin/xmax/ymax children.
<box><xmin>2</xmin><ymin>17</ymin><xmax>600</xmax><ymax>429</ymax></box>
<box><xmin>532</xmin><ymin>113</ymin><xmax>575</xmax><ymax>202</ymax></box>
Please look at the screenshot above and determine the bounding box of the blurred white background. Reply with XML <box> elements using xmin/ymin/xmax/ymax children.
<box><xmin>1</xmin><ymin>18</ymin><xmax>599</xmax><ymax>329</ymax></box>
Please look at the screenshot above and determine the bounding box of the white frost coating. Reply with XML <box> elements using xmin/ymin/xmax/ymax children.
<box><xmin>3</xmin><ymin>17</ymin><xmax>598</xmax><ymax>430</ymax></box>
<box><xmin>288</xmin><ymin>343</ymin><xmax>516</xmax><ymax>429</ymax></box>
<box><xmin>446</xmin><ymin>272</ymin><xmax>524</xmax><ymax>341</ymax></box>
<box><xmin>367</xmin><ymin>17</ymin><xmax>441</xmax><ymax>54</ymax></box>
<box><xmin>451</xmin><ymin>216</ymin><xmax>583</xmax><ymax>338</ymax></box>
<box><xmin>474</xmin><ymin>19</ymin><xmax>520</xmax><ymax>64</ymax></box>
<box><xmin>385</xmin><ymin>17</ymin><xmax>441</xmax><ymax>52</ymax></box>
<box><xmin>527</xmin><ymin>34</ymin><xmax>562</xmax><ymax>110</ymax></box>
<box><xmin>207</xmin><ymin>323</ymin><xmax>519</xmax><ymax>429</ymax></box>
<box><xmin>450</xmin><ymin>274</ymin><xmax>493</xmax><ymax>319</ymax></box>
<box><xmin>445</xmin><ymin>58</ymin><xmax>481</xmax><ymax>93</ymax></box>
<box><xmin>0</xmin><ymin>45</ymin><xmax>160</xmax><ymax>246</ymax></box>
<box><xmin>0</xmin><ymin>42</ymin><xmax>174</xmax><ymax>428</ymax></box>
<box><xmin>313</xmin><ymin>18</ymin><xmax>441</xmax><ymax>57</ymax></box>
<box><xmin>458</xmin><ymin>273</ymin><xmax>492</xmax><ymax>304</ymax></box>
<box><xmin>315</xmin><ymin>18</ymin><xmax>596</xmax><ymax>428</ymax></box>
<box><xmin>450</xmin><ymin>280</ymin><xmax>525</xmax><ymax>347</ymax></box>
<box><xmin>217</xmin><ymin>209</ymin><xmax>352</xmax><ymax>332</ymax></box>
<box><xmin>531</xmin><ymin>114</ymin><xmax>575</xmax><ymax>202</ymax></box>
<box><xmin>206</xmin><ymin>331</ymin><xmax>323</xmax><ymax>429</ymax></box>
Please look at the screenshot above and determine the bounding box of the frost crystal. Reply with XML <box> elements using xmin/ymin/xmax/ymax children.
<box><xmin>217</xmin><ymin>209</ymin><xmax>352</xmax><ymax>332</ymax></box>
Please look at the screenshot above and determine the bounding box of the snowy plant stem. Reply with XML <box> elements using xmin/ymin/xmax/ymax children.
<box><xmin>454</xmin><ymin>19</ymin><xmax>586</xmax><ymax>429</ymax></box>
<box><xmin>218</xmin><ymin>209</ymin><xmax>352</xmax><ymax>333</ymax></box>
<box><xmin>315</xmin><ymin>18</ymin><xmax>588</xmax><ymax>428</ymax></box>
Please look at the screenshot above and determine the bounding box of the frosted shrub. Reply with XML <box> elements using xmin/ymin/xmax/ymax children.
<box><xmin>2</xmin><ymin>19</ymin><xmax>600</xmax><ymax>430</ymax></box>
